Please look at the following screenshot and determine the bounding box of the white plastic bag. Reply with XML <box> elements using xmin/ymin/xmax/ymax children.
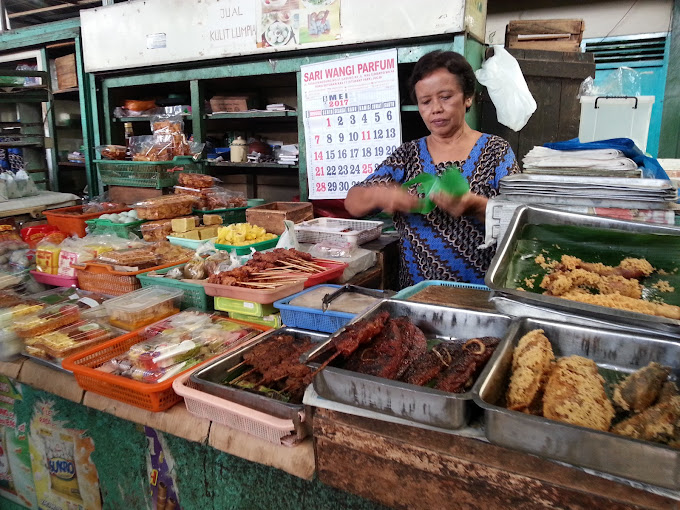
<box><xmin>276</xmin><ymin>220</ymin><xmax>300</xmax><ymax>251</ymax></box>
<box><xmin>475</xmin><ymin>46</ymin><xmax>537</xmax><ymax>131</ymax></box>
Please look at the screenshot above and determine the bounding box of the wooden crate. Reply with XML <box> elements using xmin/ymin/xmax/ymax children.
<box><xmin>245</xmin><ymin>202</ymin><xmax>313</xmax><ymax>235</ymax></box>
<box><xmin>55</xmin><ymin>53</ymin><xmax>78</xmax><ymax>90</ymax></box>
<box><xmin>479</xmin><ymin>48</ymin><xmax>595</xmax><ymax>161</ymax></box>
<box><xmin>506</xmin><ymin>19</ymin><xmax>584</xmax><ymax>52</ymax></box>
<box><xmin>209</xmin><ymin>94</ymin><xmax>258</xmax><ymax>113</ymax></box>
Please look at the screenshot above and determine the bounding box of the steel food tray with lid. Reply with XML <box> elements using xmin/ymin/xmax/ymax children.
<box><xmin>301</xmin><ymin>299</ymin><xmax>511</xmax><ymax>430</ymax></box>
<box><xmin>474</xmin><ymin>316</ymin><xmax>679</xmax><ymax>490</ymax></box>
<box><xmin>189</xmin><ymin>327</ymin><xmax>329</xmax><ymax>439</ymax></box>
<box><xmin>485</xmin><ymin>204</ymin><xmax>680</xmax><ymax>336</ymax></box>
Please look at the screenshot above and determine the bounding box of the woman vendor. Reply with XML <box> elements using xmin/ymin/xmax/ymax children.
<box><xmin>344</xmin><ymin>50</ymin><xmax>520</xmax><ymax>288</ymax></box>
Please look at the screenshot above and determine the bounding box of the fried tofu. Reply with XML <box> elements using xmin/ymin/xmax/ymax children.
<box><xmin>611</xmin><ymin>396</ymin><xmax>680</xmax><ymax>445</ymax></box>
<box><xmin>543</xmin><ymin>356</ymin><xmax>615</xmax><ymax>432</ymax></box>
<box><xmin>506</xmin><ymin>329</ymin><xmax>554</xmax><ymax>414</ymax></box>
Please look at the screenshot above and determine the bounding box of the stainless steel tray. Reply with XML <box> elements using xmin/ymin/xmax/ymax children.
<box><xmin>474</xmin><ymin>317</ymin><xmax>679</xmax><ymax>490</ymax></box>
<box><xmin>302</xmin><ymin>299</ymin><xmax>511</xmax><ymax>430</ymax></box>
<box><xmin>485</xmin><ymin>204</ymin><xmax>680</xmax><ymax>336</ymax></box>
<box><xmin>190</xmin><ymin>327</ymin><xmax>329</xmax><ymax>423</ymax></box>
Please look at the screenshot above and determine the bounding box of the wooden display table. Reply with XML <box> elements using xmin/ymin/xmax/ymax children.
<box><xmin>313</xmin><ymin>408</ymin><xmax>676</xmax><ymax>510</ymax></box>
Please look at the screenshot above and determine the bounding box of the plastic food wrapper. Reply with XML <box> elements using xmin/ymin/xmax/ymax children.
<box><xmin>95</xmin><ymin>145</ymin><xmax>127</xmax><ymax>160</ymax></box>
<box><xmin>402</xmin><ymin>165</ymin><xmax>469</xmax><ymax>214</ymax></box>
<box><xmin>23</xmin><ymin>319</ymin><xmax>120</xmax><ymax>362</ymax></box>
<box><xmin>14</xmin><ymin>169</ymin><xmax>39</xmax><ymax>197</ymax></box>
<box><xmin>309</xmin><ymin>240</ymin><xmax>357</xmax><ymax>259</ymax></box>
<box><xmin>12</xmin><ymin>302</ymin><xmax>82</xmax><ymax>339</ymax></box>
<box><xmin>97</xmin><ymin>311</ymin><xmax>261</xmax><ymax>383</ymax></box>
<box><xmin>578</xmin><ymin>67</ymin><xmax>641</xmax><ymax>98</ymax></box>
<box><xmin>276</xmin><ymin>220</ymin><xmax>301</xmax><ymax>251</ymax></box>
<box><xmin>177</xmin><ymin>172</ymin><xmax>221</xmax><ymax>189</ymax></box>
<box><xmin>95</xmin><ymin>247</ymin><xmax>159</xmax><ymax>269</ymax></box>
<box><xmin>134</xmin><ymin>195</ymin><xmax>197</xmax><ymax>220</ymax></box>
<box><xmin>35</xmin><ymin>237</ymin><xmax>62</xmax><ymax>274</ymax></box>
<box><xmin>82</xmin><ymin>192</ymin><xmax>127</xmax><ymax>213</ymax></box>
<box><xmin>57</xmin><ymin>237</ymin><xmax>96</xmax><ymax>277</ymax></box>
<box><xmin>475</xmin><ymin>45</ymin><xmax>536</xmax><ymax>131</ymax></box>
<box><xmin>103</xmin><ymin>286</ymin><xmax>182</xmax><ymax>331</ymax></box>
<box><xmin>203</xmin><ymin>249</ymin><xmax>232</xmax><ymax>276</ymax></box>
<box><xmin>0</xmin><ymin>292</ymin><xmax>44</xmax><ymax>329</ymax></box>
<box><xmin>183</xmin><ymin>254</ymin><xmax>206</xmax><ymax>280</ymax></box>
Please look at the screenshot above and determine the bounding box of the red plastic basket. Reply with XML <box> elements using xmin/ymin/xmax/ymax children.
<box><xmin>44</xmin><ymin>205</ymin><xmax>131</xmax><ymax>237</ymax></box>
<box><xmin>62</xmin><ymin>318</ymin><xmax>270</xmax><ymax>412</ymax></box>
<box><xmin>303</xmin><ymin>260</ymin><xmax>347</xmax><ymax>288</ymax></box>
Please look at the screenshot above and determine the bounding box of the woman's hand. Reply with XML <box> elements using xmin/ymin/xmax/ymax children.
<box><xmin>431</xmin><ymin>191</ymin><xmax>488</xmax><ymax>223</ymax></box>
<box><xmin>345</xmin><ymin>184</ymin><xmax>419</xmax><ymax>217</ymax></box>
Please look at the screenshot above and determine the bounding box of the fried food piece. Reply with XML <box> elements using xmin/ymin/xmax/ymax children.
<box><xmin>400</xmin><ymin>343</ymin><xmax>459</xmax><ymax>386</ymax></box>
<box><xmin>542</xmin><ymin>356</ymin><xmax>615</xmax><ymax>432</ymax></box>
<box><xmin>611</xmin><ymin>396</ymin><xmax>680</xmax><ymax>446</ymax></box>
<box><xmin>434</xmin><ymin>337</ymin><xmax>500</xmax><ymax>393</ymax></box>
<box><xmin>658</xmin><ymin>381</ymin><xmax>680</xmax><ymax>405</ymax></box>
<box><xmin>559</xmin><ymin>289</ymin><xmax>680</xmax><ymax>320</ymax></box>
<box><xmin>612</xmin><ymin>362</ymin><xmax>671</xmax><ymax>412</ymax></box>
<box><xmin>540</xmin><ymin>269</ymin><xmax>642</xmax><ymax>299</ymax></box>
<box><xmin>506</xmin><ymin>329</ymin><xmax>554</xmax><ymax>414</ymax></box>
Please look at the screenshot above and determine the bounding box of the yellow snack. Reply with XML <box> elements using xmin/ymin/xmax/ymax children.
<box><xmin>216</xmin><ymin>223</ymin><xmax>276</xmax><ymax>245</ymax></box>
<box><xmin>36</xmin><ymin>246</ymin><xmax>61</xmax><ymax>274</ymax></box>
<box><xmin>197</xmin><ymin>226</ymin><xmax>219</xmax><ymax>240</ymax></box>
<box><xmin>202</xmin><ymin>214</ymin><xmax>223</xmax><ymax>226</ymax></box>
<box><xmin>171</xmin><ymin>217</ymin><xmax>196</xmax><ymax>233</ymax></box>
<box><xmin>173</xmin><ymin>230</ymin><xmax>200</xmax><ymax>240</ymax></box>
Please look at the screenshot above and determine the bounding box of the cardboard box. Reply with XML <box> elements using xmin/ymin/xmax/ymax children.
<box><xmin>209</xmin><ymin>94</ymin><xmax>258</xmax><ymax>113</ymax></box>
<box><xmin>55</xmin><ymin>53</ymin><xmax>78</xmax><ymax>90</ymax></box>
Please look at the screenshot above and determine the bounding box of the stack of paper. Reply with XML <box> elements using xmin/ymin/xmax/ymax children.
<box><xmin>522</xmin><ymin>146</ymin><xmax>641</xmax><ymax>177</ymax></box>
<box><xmin>499</xmin><ymin>174</ymin><xmax>677</xmax><ymax>209</ymax></box>
<box><xmin>266</xmin><ymin>103</ymin><xmax>296</xmax><ymax>112</ymax></box>
<box><xmin>277</xmin><ymin>144</ymin><xmax>299</xmax><ymax>165</ymax></box>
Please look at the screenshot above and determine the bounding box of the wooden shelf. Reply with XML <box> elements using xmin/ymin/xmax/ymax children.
<box><xmin>0</xmin><ymin>141</ymin><xmax>43</xmax><ymax>147</ymax></box>
<box><xmin>114</xmin><ymin>113</ymin><xmax>191</xmax><ymax>122</ymax></box>
<box><xmin>58</xmin><ymin>161</ymin><xmax>85</xmax><ymax>167</ymax></box>
<box><xmin>205</xmin><ymin>110</ymin><xmax>298</xmax><ymax>120</ymax></box>
<box><xmin>209</xmin><ymin>161</ymin><xmax>298</xmax><ymax>169</ymax></box>
<box><xmin>53</xmin><ymin>87</ymin><xmax>79</xmax><ymax>97</ymax></box>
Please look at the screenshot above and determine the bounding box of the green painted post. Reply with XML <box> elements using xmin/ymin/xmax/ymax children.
<box><xmin>0</xmin><ymin>18</ymin><xmax>80</xmax><ymax>52</ymax></box>
<box><xmin>102</xmin><ymin>82</ymin><xmax>112</xmax><ymax>145</ymax></box>
<box><xmin>190</xmin><ymin>79</ymin><xmax>205</xmax><ymax>144</ymax></box>
<box><xmin>39</xmin><ymin>47</ymin><xmax>59</xmax><ymax>191</ymax></box>
<box><xmin>75</xmin><ymin>35</ymin><xmax>97</xmax><ymax>197</ymax></box>
<box><xmin>658</xmin><ymin>0</ymin><xmax>680</xmax><ymax>157</ymax></box>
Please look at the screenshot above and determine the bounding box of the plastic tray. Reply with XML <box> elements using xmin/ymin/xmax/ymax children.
<box><xmin>85</xmin><ymin>218</ymin><xmax>146</xmax><ymax>239</ymax></box>
<box><xmin>214</xmin><ymin>296</ymin><xmax>276</xmax><ymax>317</ymax></box>
<box><xmin>274</xmin><ymin>285</ymin><xmax>354</xmax><ymax>333</ymax></box>
<box><xmin>202</xmin><ymin>280</ymin><xmax>304</xmax><ymax>304</ymax></box>
<box><xmin>302</xmin><ymin>261</ymin><xmax>347</xmax><ymax>288</ymax></box>
<box><xmin>394</xmin><ymin>280</ymin><xmax>490</xmax><ymax>299</ymax></box>
<box><xmin>96</xmin><ymin>157</ymin><xmax>205</xmax><ymax>189</ymax></box>
<box><xmin>137</xmin><ymin>264</ymin><xmax>213</xmax><ymax>311</ymax></box>
<box><xmin>30</xmin><ymin>270</ymin><xmax>78</xmax><ymax>288</ymax></box>
<box><xmin>43</xmin><ymin>205</ymin><xmax>131</xmax><ymax>237</ymax></box>
<box><xmin>294</xmin><ymin>218</ymin><xmax>383</xmax><ymax>246</ymax></box>
<box><xmin>215</xmin><ymin>236</ymin><xmax>279</xmax><ymax>255</ymax></box>
<box><xmin>174</xmin><ymin>370</ymin><xmax>301</xmax><ymax>446</ymax></box>
<box><xmin>103</xmin><ymin>286</ymin><xmax>184</xmax><ymax>331</ymax></box>
<box><xmin>193</xmin><ymin>207</ymin><xmax>247</xmax><ymax>225</ymax></box>
<box><xmin>73</xmin><ymin>259</ymin><xmax>190</xmax><ymax>296</ymax></box>
<box><xmin>167</xmin><ymin>236</ymin><xmax>217</xmax><ymax>250</ymax></box>
<box><xmin>62</xmin><ymin>318</ymin><xmax>268</xmax><ymax>412</ymax></box>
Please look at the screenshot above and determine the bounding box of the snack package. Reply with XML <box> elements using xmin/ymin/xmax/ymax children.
<box><xmin>177</xmin><ymin>173</ymin><xmax>221</xmax><ymax>189</ymax></box>
<box><xmin>96</xmin><ymin>145</ymin><xmax>127</xmax><ymax>161</ymax></box>
<box><xmin>57</xmin><ymin>238</ymin><xmax>96</xmax><ymax>277</ymax></box>
<box><xmin>183</xmin><ymin>255</ymin><xmax>206</xmax><ymax>280</ymax></box>
<box><xmin>0</xmin><ymin>171</ymin><xmax>19</xmax><ymax>199</ymax></box>
<box><xmin>134</xmin><ymin>195</ymin><xmax>198</xmax><ymax>220</ymax></box>
<box><xmin>35</xmin><ymin>238</ymin><xmax>62</xmax><ymax>274</ymax></box>
<box><xmin>14</xmin><ymin>169</ymin><xmax>39</xmax><ymax>197</ymax></box>
<box><xmin>23</xmin><ymin>319</ymin><xmax>118</xmax><ymax>361</ymax></box>
<box><xmin>95</xmin><ymin>247</ymin><xmax>159</xmax><ymax>269</ymax></box>
<box><xmin>309</xmin><ymin>240</ymin><xmax>357</xmax><ymax>259</ymax></box>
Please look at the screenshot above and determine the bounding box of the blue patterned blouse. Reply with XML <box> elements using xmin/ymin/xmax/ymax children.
<box><xmin>359</xmin><ymin>134</ymin><xmax>519</xmax><ymax>288</ymax></box>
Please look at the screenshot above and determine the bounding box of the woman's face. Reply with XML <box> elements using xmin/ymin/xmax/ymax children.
<box><xmin>415</xmin><ymin>68</ymin><xmax>472</xmax><ymax>138</ymax></box>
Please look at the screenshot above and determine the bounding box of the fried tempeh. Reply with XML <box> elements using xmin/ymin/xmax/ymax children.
<box><xmin>612</xmin><ymin>362</ymin><xmax>671</xmax><ymax>413</ymax></box>
<box><xmin>506</xmin><ymin>329</ymin><xmax>554</xmax><ymax>414</ymax></box>
<box><xmin>611</xmin><ymin>396</ymin><xmax>680</xmax><ymax>446</ymax></box>
<box><xmin>542</xmin><ymin>356</ymin><xmax>615</xmax><ymax>432</ymax></box>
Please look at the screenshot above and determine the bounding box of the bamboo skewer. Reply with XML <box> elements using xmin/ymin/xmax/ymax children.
<box><xmin>230</xmin><ymin>367</ymin><xmax>257</xmax><ymax>384</ymax></box>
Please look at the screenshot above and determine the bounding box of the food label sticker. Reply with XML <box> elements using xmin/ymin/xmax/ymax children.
<box><xmin>301</xmin><ymin>48</ymin><xmax>402</xmax><ymax>199</ymax></box>
<box><xmin>146</xmin><ymin>33</ymin><xmax>167</xmax><ymax>50</ymax></box>
<box><xmin>243</xmin><ymin>302</ymin><xmax>255</xmax><ymax>309</ymax></box>
<box><xmin>78</xmin><ymin>297</ymin><xmax>100</xmax><ymax>309</ymax></box>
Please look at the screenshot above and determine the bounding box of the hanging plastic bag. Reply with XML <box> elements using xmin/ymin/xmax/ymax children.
<box><xmin>276</xmin><ymin>220</ymin><xmax>300</xmax><ymax>251</ymax></box>
<box><xmin>475</xmin><ymin>46</ymin><xmax>537</xmax><ymax>131</ymax></box>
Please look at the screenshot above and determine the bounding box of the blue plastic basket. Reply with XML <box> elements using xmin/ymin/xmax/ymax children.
<box><xmin>393</xmin><ymin>280</ymin><xmax>490</xmax><ymax>300</ymax></box>
<box><xmin>273</xmin><ymin>284</ymin><xmax>355</xmax><ymax>334</ymax></box>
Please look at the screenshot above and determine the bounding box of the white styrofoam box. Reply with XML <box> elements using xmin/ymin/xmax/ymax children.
<box><xmin>579</xmin><ymin>96</ymin><xmax>655</xmax><ymax>153</ymax></box>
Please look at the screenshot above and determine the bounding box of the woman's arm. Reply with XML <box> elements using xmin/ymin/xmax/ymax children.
<box><xmin>431</xmin><ymin>192</ymin><xmax>487</xmax><ymax>223</ymax></box>
<box><xmin>345</xmin><ymin>183</ymin><xmax>419</xmax><ymax>217</ymax></box>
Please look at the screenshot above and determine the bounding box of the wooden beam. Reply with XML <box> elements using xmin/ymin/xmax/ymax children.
<box><xmin>8</xmin><ymin>0</ymin><xmax>100</xmax><ymax>19</ymax></box>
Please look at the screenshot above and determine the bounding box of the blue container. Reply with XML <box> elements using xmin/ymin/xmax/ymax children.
<box><xmin>274</xmin><ymin>284</ymin><xmax>355</xmax><ymax>334</ymax></box>
<box><xmin>393</xmin><ymin>280</ymin><xmax>490</xmax><ymax>300</ymax></box>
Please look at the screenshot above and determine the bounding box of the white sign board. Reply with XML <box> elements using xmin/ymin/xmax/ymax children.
<box><xmin>301</xmin><ymin>49</ymin><xmax>402</xmax><ymax>200</ymax></box>
<box><xmin>80</xmin><ymin>0</ymin><xmax>471</xmax><ymax>73</ymax></box>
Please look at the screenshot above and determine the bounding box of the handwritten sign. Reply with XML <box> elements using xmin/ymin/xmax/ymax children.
<box><xmin>301</xmin><ymin>49</ymin><xmax>402</xmax><ymax>199</ymax></box>
<box><xmin>208</xmin><ymin>0</ymin><xmax>257</xmax><ymax>49</ymax></box>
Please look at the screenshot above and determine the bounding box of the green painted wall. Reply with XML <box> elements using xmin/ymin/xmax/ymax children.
<box><xmin>658</xmin><ymin>0</ymin><xmax>680</xmax><ymax>157</ymax></box>
<box><xmin>4</xmin><ymin>384</ymin><xmax>388</xmax><ymax>510</ymax></box>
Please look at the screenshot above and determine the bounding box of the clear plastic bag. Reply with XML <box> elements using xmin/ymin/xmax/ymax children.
<box><xmin>14</xmin><ymin>170</ymin><xmax>39</xmax><ymax>197</ymax></box>
<box><xmin>475</xmin><ymin>46</ymin><xmax>537</xmax><ymax>131</ymax></box>
<box><xmin>183</xmin><ymin>255</ymin><xmax>206</xmax><ymax>280</ymax></box>
<box><xmin>309</xmin><ymin>240</ymin><xmax>357</xmax><ymax>259</ymax></box>
<box><xmin>0</xmin><ymin>172</ymin><xmax>19</xmax><ymax>199</ymax></box>
<box><xmin>578</xmin><ymin>67</ymin><xmax>641</xmax><ymax>98</ymax></box>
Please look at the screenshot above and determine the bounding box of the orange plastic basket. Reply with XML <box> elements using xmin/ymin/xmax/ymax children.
<box><xmin>44</xmin><ymin>205</ymin><xmax>131</xmax><ymax>237</ymax></box>
<box><xmin>62</xmin><ymin>317</ymin><xmax>270</xmax><ymax>412</ymax></box>
<box><xmin>73</xmin><ymin>260</ymin><xmax>190</xmax><ymax>296</ymax></box>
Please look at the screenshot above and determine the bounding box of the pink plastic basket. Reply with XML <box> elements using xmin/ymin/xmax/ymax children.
<box><xmin>173</xmin><ymin>370</ymin><xmax>307</xmax><ymax>446</ymax></box>
<box><xmin>30</xmin><ymin>270</ymin><xmax>78</xmax><ymax>288</ymax></box>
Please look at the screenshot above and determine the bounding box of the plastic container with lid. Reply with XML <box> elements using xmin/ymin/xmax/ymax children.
<box><xmin>103</xmin><ymin>286</ymin><xmax>184</xmax><ymax>331</ymax></box>
<box><xmin>578</xmin><ymin>95</ymin><xmax>655</xmax><ymax>152</ymax></box>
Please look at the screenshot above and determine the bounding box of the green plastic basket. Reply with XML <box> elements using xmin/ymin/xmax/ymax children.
<box><xmin>85</xmin><ymin>218</ymin><xmax>146</xmax><ymax>238</ymax></box>
<box><xmin>137</xmin><ymin>264</ymin><xmax>213</xmax><ymax>312</ymax></box>
<box><xmin>96</xmin><ymin>157</ymin><xmax>206</xmax><ymax>189</ymax></box>
<box><xmin>215</xmin><ymin>236</ymin><xmax>279</xmax><ymax>255</ymax></box>
<box><xmin>193</xmin><ymin>206</ymin><xmax>247</xmax><ymax>225</ymax></box>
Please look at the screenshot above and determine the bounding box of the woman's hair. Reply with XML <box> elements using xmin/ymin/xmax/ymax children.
<box><xmin>408</xmin><ymin>50</ymin><xmax>476</xmax><ymax>106</ymax></box>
